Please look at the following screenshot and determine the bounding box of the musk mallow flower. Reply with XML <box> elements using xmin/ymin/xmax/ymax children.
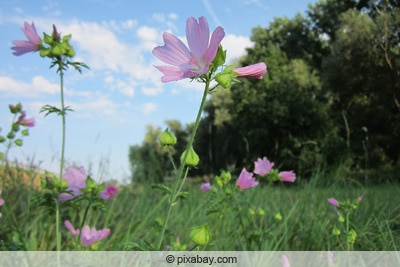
<box><xmin>17</xmin><ymin>112</ymin><xmax>35</xmax><ymax>127</ymax></box>
<box><xmin>236</xmin><ymin>168</ymin><xmax>259</xmax><ymax>190</ymax></box>
<box><xmin>153</xmin><ymin>16</ymin><xmax>225</xmax><ymax>82</ymax></box>
<box><xmin>64</xmin><ymin>220</ymin><xmax>80</xmax><ymax>236</ymax></box>
<box><xmin>327</xmin><ymin>197</ymin><xmax>339</xmax><ymax>207</ymax></box>
<box><xmin>279</xmin><ymin>171</ymin><xmax>296</xmax><ymax>183</ymax></box>
<box><xmin>99</xmin><ymin>185</ymin><xmax>118</xmax><ymax>200</ymax></box>
<box><xmin>12</xmin><ymin>21</ymin><xmax>42</xmax><ymax>56</ymax></box>
<box><xmin>281</xmin><ymin>255</ymin><xmax>291</xmax><ymax>267</ymax></box>
<box><xmin>234</xmin><ymin>62</ymin><xmax>267</xmax><ymax>79</ymax></box>
<box><xmin>80</xmin><ymin>225</ymin><xmax>110</xmax><ymax>247</ymax></box>
<box><xmin>253</xmin><ymin>156</ymin><xmax>274</xmax><ymax>175</ymax></box>
<box><xmin>200</xmin><ymin>182</ymin><xmax>211</xmax><ymax>191</ymax></box>
<box><xmin>58</xmin><ymin>166</ymin><xmax>87</xmax><ymax>201</ymax></box>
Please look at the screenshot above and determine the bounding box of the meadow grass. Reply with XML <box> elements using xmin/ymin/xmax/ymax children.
<box><xmin>0</xmin><ymin>165</ymin><xmax>399</xmax><ymax>251</ymax></box>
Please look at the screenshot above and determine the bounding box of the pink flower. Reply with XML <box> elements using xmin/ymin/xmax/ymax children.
<box><xmin>58</xmin><ymin>166</ymin><xmax>87</xmax><ymax>201</ymax></box>
<box><xmin>279</xmin><ymin>171</ymin><xmax>296</xmax><ymax>183</ymax></box>
<box><xmin>153</xmin><ymin>16</ymin><xmax>225</xmax><ymax>82</ymax></box>
<box><xmin>357</xmin><ymin>195</ymin><xmax>363</xmax><ymax>202</ymax></box>
<box><xmin>253</xmin><ymin>156</ymin><xmax>274</xmax><ymax>175</ymax></box>
<box><xmin>200</xmin><ymin>183</ymin><xmax>211</xmax><ymax>191</ymax></box>
<box><xmin>80</xmin><ymin>225</ymin><xmax>110</xmax><ymax>247</ymax></box>
<box><xmin>234</xmin><ymin>62</ymin><xmax>267</xmax><ymax>79</ymax></box>
<box><xmin>99</xmin><ymin>185</ymin><xmax>119</xmax><ymax>200</ymax></box>
<box><xmin>327</xmin><ymin>198</ymin><xmax>339</xmax><ymax>207</ymax></box>
<box><xmin>236</xmin><ymin>168</ymin><xmax>259</xmax><ymax>190</ymax></box>
<box><xmin>12</xmin><ymin>21</ymin><xmax>42</xmax><ymax>56</ymax></box>
<box><xmin>281</xmin><ymin>255</ymin><xmax>290</xmax><ymax>267</ymax></box>
<box><xmin>64</xmin><ymin>220</ymin><xmax>80</xmax><ymax>236</ymax></box>
<box><xmin>17</xmin><ymin>112</ymin><xmax>35</xmax><ymax>127</ymax></box>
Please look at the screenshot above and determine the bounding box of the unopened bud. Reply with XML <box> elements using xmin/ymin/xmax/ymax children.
<box><xmin>190</xmin><ymin>225</ymin><xmax>210</xmax><ymax>246</ymax></box>
<box><xmin>180</xmin><ymin>146</ymin><xmax>200</xmax><ymax>167</ymax></box>
<box><xmin>159</xmin><ymin>128</ymin><xmax>177</xmax><ymax>146</ymax></box>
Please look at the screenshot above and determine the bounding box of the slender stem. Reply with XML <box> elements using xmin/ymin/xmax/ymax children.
<box><xmin>78</xmin><ymin>201</ymin><xmax>92</xmax><ymax>241</ymax></box>
<box><xmin>157</xmin><ymin>78</ymin><xmax>211</xmax><ymax>250</ymax></box>
<box><xmin>56</xmin><ymin>58</ymin><xmax>66</xmax><ymax>252</ymax></box>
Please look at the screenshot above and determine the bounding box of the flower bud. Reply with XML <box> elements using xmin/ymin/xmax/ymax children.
<box><xmin>14</xmin><ymin>139</ymin><xmax>23</xmax><ymax>146</ymax></box>
<box><xmin>190</xmin><ymin>225</ymin><xmax>210</xmax><ymax>246</ymax></box>
<box><xmin>180</xmin><ymin>146</ymin><xmax>200</xmax><ymax>167</ymax></box>
<box><xmin>159</xmin><ymin>128</ymin><xmax>177</xmax><ymax>146</ymax></box>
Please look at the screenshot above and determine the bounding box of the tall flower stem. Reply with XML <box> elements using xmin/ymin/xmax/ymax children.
<box><xmin>55</xmin><ymin>58</ymin><xmax>66</xmax><ymax>252</ymax></box>
<box><xmin>157</xmin><ymin>77</ymin><xmax>211</xmax><ymax>250</ymax></box>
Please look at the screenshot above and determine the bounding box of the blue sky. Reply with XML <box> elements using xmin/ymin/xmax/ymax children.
<box><xmin>0</xmin><ymin>0</ymin><xmax>317</xmax><ymax>183</ymax></box>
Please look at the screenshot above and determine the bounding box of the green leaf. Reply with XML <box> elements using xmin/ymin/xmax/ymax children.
<box><xmin>151</xmin><ymin>184</ymin><xmax>172</xmax><ymax>195</ymax></box>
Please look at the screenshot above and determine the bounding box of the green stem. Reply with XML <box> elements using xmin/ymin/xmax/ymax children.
<box><xmin>78</xmin><ymin>201</ymin><xmax>92</xmax><ymax>241</ymax></box>
<box><xmin>156</xmin><ymin>77</ymin><xmax>211</xmax><ymax>250</ymax></box>
<box><xmin>56</xmin><ymin>58</ymin><xmax>66</xmax><ymax>252</ymax></box>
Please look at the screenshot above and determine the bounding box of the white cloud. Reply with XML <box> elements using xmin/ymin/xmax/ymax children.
<box><xmin>0</xmin><ymin>76</ymin><xmax>59</xmax><ymax>97</ymax></box>
<box><xmin>141</xmin><ymin>102</ymin><xmax>157</xmax><ymax>115</ymax></box>
<box><xmin>221</xmin><ymin>34</ymin><xmax>253</xmax><ymax>64</ymax></box>
<box><xmin>141</xmin><ymin>86</ymin><xmax>163</xmax><ymax>96</ymax></box>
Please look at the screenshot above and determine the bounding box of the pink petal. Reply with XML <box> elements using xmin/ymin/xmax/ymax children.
<box><xmin>186</xmin><ymin>16</ymin><xmax>209</xmax><ymax>60</ymax></box>
<box><xmin>281</xmin><ymin>255</ymin><xmax>291</xmax><ymax>267</ymax></box>
<box><xmin>64</xmin><ymin>220</ymin><xmax>80</xmax><ymax>236</ymax></box>
<box><xmin>279</xmin><ymin>171</ymin><xmax>296</xmax><ymax>182</ymax></box>
<box><xmin>204</xmin><ymin>26</ymin><xmax>225</xmax><ymax>67</ymax></box>
<box><xmin>327</xmin><ymin>198</ymin><xmax>339</xmax><ymax>207</ymax></box>
<box><xmin>234</xmin><ymin>62</ymin><xmax>267</xmax><ymax>79</ymax></box>
<box><xmin>152</xmin><ymin>32</ymin><xmax>191</xmax><ymax>66</ymax></box>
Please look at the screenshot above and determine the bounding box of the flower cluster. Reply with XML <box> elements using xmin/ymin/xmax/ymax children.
<box><xmin>0</xmin><ymin>103</ymin><xmax>35</xmax><ymax>157</ymax></box>
<box><xmin>237</xmin><ymin>156</ymin><xmax>296</xmax><ymax>190</ymax></box>
<box><xmin>64</xmin><ymin>220</ymin><xmax>110</xmax><ymax>247</ymax></box>
<box><xmin>153</xmin><ymin>16</ymin><xmax>266</xmax><ymax>86</ymax></box>
<box><xmin>57</xmin><ymin>166</ymin><xmax>118</xmax><ymax>201</ymax></box>
<box><xmin>12</xmin><ymin>21</ymin><xmax>75</xmax><ymax>59</ymax></box>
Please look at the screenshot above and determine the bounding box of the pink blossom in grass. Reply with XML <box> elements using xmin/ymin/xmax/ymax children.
<box><xmin>253</xmin><ymin>156</ymin><xmax>274</xmax><ymax>175</ymax></box>
<box><xmin>279</xmin><ymin>171</ymin><xmax>296</xmax><ymax>183</ymax></box>
<box><xmin>99</xmin><ymin>185</ymin><xmax>119</xmax><ymax>200</ymax></box>
<box><xmin>357</xmin><ymin>195</ymin><xmax>363</xmax><ymax>202</ymax></box>
<box><xmin>80</xmin><ymin>225</ymin><xmax>110</xmax><ymax>247</ymax></box>
<box><xmin>233</xmin><ymin>62</ymin><xmax>267</xmax><ymax>79</ymax></box>
<box><xmin>64</xmin><ymin>220</ymin><xmax>80</xmax><ymax>236</ymax></box>
<box><xmin>58</xmin><ymin>166</ymin><xmax>87</xmax><ymax>201</ymax></box>
<box><xmin>327</xmin><ymin>197</ymin><xmax>339</xmax><ymax>207</ymax></box>
<box><xmin>200</xmin><ymin>182</ymin><xmax>211</xmax><ymax>191</ymax></box>
<box><xmin>12</xmin><ymin>21</ymin><xmax>41</xmax><ymax>56</ymax></box>
<box><xmin>281</xmin><ymin>255</ymin><xmax>290</xmax><ymax>267</ymax></box>
<box><xmin>153</xmin><ymin>16</ymin><xmax>225</xmax><ymax>82</ymax></box>
<box><xmin>236</xmin><ymin>168</ymin><xmax>259</xmax><ymax>190</ymax></box>
<box><xmin>17</xmin><ymin>112</ymin><xmax>35</xmax><ymax>127</ymax></box>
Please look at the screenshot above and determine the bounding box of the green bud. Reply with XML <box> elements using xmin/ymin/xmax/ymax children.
<box><xmin>275</xmin><ymin>212</ymin><xmax>282</xmax><ymax>221</ymax></box>
<box><xmin>338</xmin><ymin>215</ymin><xmax>345</xmax><ymax>223</ymax></box>
<box><xmin>9</xmin><ymin>103</ymin><xmax>22</xmax><ymax>114</ymax></box>
<box><xmin>85</xmin><ymin>176</ymin><xmax>97</xmax><ymax>189</ymax></box>
<box><xmin>159</xmin><ymin>128</ymin><xmax>177</xmax><ymax>146</ymax></box>
<box><xmin>249</xmin><ymin>208</ymin><xmax>256</xmax><ymax>216</ymax></box>
<box><xmin>180</xmin><ymin>146</ymin><xmax>200</xmax><ymax>167</ymax></box>
<box><xmin>215</xmin><ymin>176</ymin><xmax>223</xmax><ymax>188</ymax></box>
<box><xmin>332</xmin><ymin>226</ymin><xmax>341</xmax><ymax>236</ymax></box>
<box><xmin>14</xmin><ymin>139</ymin><xmax>23</xmax><ymax>147</ymax></box>
<box><xmin>7</xmin><ymin>132</ymin><xmax>15</xmax><ymax>139</ymax></box>
<box><xmin>43</xmin><ymin>32</ymin><xmax>54</xmax><ymax>45</ymax></box>
<box><xmin>258</xmin><ymin>208</ymin><xmax>265</xmax><ymax>216</ymax></box>
<box><xmin>214</xmin><ymin>65</ymin><xmax>235</xmax><ymax>89</ymax></box>
<box><xmin>347</xmin><ymin>229</ymin><xmax>357</xmax><ymax>245</ymax></box>
<box><xmin>12</xmin><ymin>123</ymin><xmax>20</xmax><ymax>132</ymax></box>
<box><xmin>190</xmin><ymin>225</ymin><xmax>210</xmax><ymax>246</ymax></box>
<box><xmin>220</xmin><ymin>171</ymin><xmax>231</xmax><ymax>183</ymax></box>
<box><xmin>267</xmin><ymin>169</ymin><xmax>280</xmax><ymax>182</ymax></box>
<box><xmin>0</xmin><ymin>152</ymin><xmax>4</xmax><ymax>160</ymax></box>
<box><xmin>39</xmin><ymin>48</ymin><xmax>51</xmax><ymax>57</ymax></box>
<box><xmin>51</xmin><ymin>45</ymin><xmax>65</xmax><ymax>56</ymax></box>
<box><xmin>66</xmin><ymin>47</ymin><xmax>75</xmax><ymax>57</ymax></box>
<box><xmin>0</xmin><ymin>135</ymin><xmax>5</xmax><ymax>143</ymax></box>
<box><xmin>21</xmin><ymin>129</ymin><xmax>29</xmax><ymax>136</ymax></box>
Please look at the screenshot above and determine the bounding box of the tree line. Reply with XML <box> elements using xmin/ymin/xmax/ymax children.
<box><xmin>129</xmin><ymin>0</ymin><xmax>400</xmax><ymax>184</ymax></box>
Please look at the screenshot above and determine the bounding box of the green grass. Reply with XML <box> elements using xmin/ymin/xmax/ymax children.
<box><xmin>0</xmin><ymin>165</ymin><xmax>399</xmax><ymax>251</ymax></box>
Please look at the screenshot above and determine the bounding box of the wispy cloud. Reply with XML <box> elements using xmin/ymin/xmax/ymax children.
<box><xmin>201</xmin><ymin>0</ymin><xmax>222</xmax><ymax>26</ymax></box>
